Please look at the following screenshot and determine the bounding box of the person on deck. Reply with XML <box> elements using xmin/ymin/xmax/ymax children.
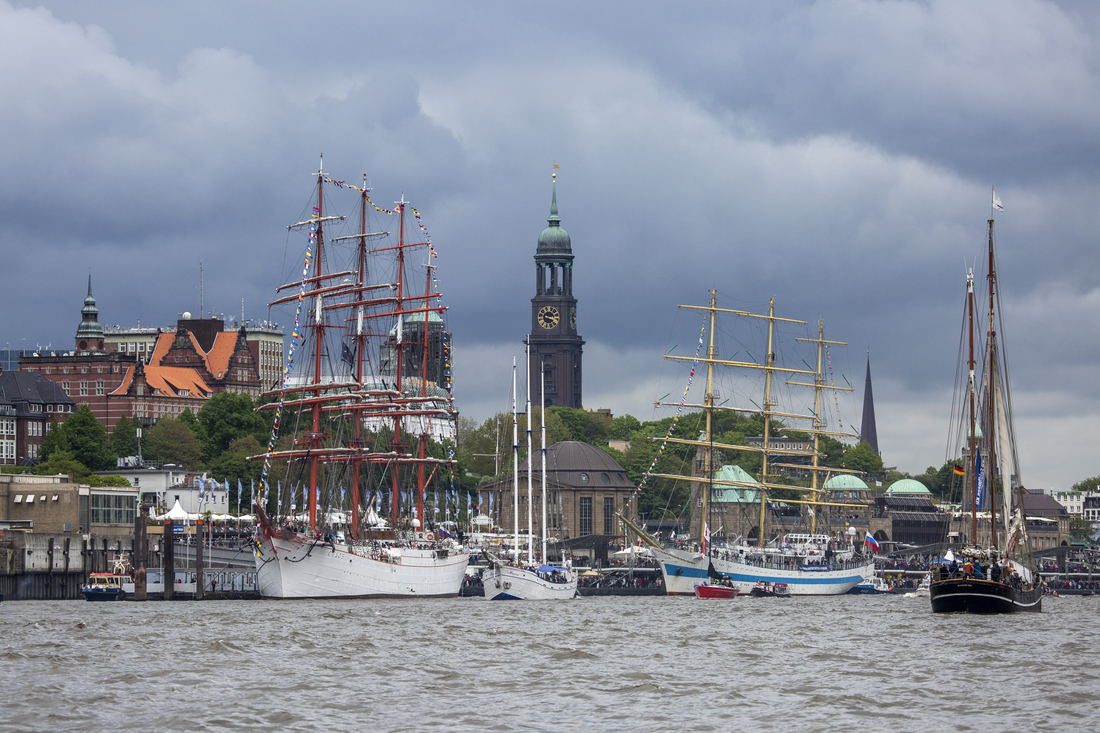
<box><xmin>990</xmin><ymin>562</ymin><xmax>1002</xmax><ymax>583</ymax></box>
<box><xmin>949</xmin><ymin>559</ymin><xmax>959</xmax><ymax>578</ymax></box>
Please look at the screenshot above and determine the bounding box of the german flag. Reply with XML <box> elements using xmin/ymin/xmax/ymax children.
<box><xmin>953</xmin><ymin>465</ymin><xmax>965</xmax><ymax>476</ymax></box>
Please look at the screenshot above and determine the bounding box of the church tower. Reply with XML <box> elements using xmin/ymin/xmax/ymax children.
<box><xmin>527</xmin><ymin>173</ymin><xmax>583</xmax><ymax>408</ymax></box>
<box><xmin>75</xmin><ymin>269</ymin><xmax>105</xmax><ymax>353</ymax></box>
<box><xmin>860</xmin><ymin>355</ymin><xmax>879</xmax><ymax>455</ymax></box>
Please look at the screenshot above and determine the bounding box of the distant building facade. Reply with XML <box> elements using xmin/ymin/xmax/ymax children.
<box><xmin>0</xmin><ymin>370</ymin><xmax>75</xmax><ymax>465</ymax></box>
<box><xmin>18</xmin><ymin>277</ymin><xmax>282</xmax><ymax>434</ymax></box>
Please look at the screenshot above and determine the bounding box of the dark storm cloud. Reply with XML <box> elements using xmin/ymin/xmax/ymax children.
<box><xmin>3</xmin><ymin>0</ymin><xmax>1100</xmax><ymax>487</ymax></box>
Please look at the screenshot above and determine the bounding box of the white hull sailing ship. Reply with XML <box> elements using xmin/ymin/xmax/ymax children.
<box><xmin>481</xmin><ymin>348</ymin><xmax>577</xmax><ymax>600</ymax></box>
<box><xmin>252</xmin><ymin>158</ymin><xmax>469</xmax><ymax>599</ymax></box>
<box><xmin>929</xmin><ymin>211</ymin><xmax>1041</xmax><ymax>614</ymax></box>
<box><xmin>624</xmin><ymin>291</ymin><xmax>873</xmax><ymax>596</ymax></box>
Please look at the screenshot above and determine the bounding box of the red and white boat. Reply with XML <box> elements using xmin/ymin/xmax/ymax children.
<box><xmin>694</xmin><ymin>582</ymin><xmax>739</xmax><ymax>599</ymax></box>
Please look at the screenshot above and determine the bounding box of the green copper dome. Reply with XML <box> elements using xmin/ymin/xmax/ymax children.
<box><xmin>537</xmin><ymin>181</ymin><xmax>571</xmax><ymax>253</ymax></box>
<box><xmin>823</xmin><ymin>474</ymin><xmax>869</xmax><ymax>490</ymax></box>
<box><xmin>75</xmin><ymin>270</ymin><xmax>104</xmax><ymax>342</ymax></box>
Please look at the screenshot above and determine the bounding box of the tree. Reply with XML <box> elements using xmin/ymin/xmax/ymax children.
<box><xmin>1069</xmin><ymin>515</ymin><xmax>1092</xmax><ymax>534</ymax></box>
<box><xmin>198</xmin><ymin>392</ymin><xmax>265</xmax><ymax>462</ymax></box>
<box><xmin>145</xmin><ymin>417</ymin><xmax>204</xmax><ymax>469</ymax></box>
<box><xmin>609</xmin><ymin>414</ymin><xmax>642</xmax><ymax>440</ymax></box>
<box><xmin>110</xmin><ymin>416</ymin><xmax>140</xmax><ymax>459</ymax></box>
<box><xmin>840</xmin><ymin>441</ymin><xmax>884</xmax><ymax>474</ymax></box>
<box><xmin>34</xmin><ymin>450</ymin><xmax>90</xmax><ymax>481</ymax></box>
<box><xmin>1072</xmin><ymin>475</ymin><xmax>1100</xmax><ymax>493</ymax></box>
<box><xmin>43</xmin><ymin>405</ymin><xmax>114</xmax><ymax>471</ymax></box>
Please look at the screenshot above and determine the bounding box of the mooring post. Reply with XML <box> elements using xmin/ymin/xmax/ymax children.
<box><xmin>164</xmin><ymin>519</ymin><xmax>175</xmax><ymax>600</ymax></box>
<box><xmin>196</xmin><ymin>519</ymin><xmax>205</xmax><ymax>601</ymax></box>
<box><xmin>134</xmin><ymin>501</ymin><xmax>148</xmax><ymax>601</ymax></box>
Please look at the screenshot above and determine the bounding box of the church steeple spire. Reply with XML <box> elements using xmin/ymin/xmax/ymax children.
<box><xmin>860</xmin><ymin>353</ymin><xmax>879</xmax><ymax>455</ymax></box>
<box><xmin>76</xmin><ymin>268</ymin><xmax>104</xmax><ymax>352</ymax></box>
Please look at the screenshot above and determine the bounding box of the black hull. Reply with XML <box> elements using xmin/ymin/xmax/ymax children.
<box><xmin>929</xmin><ymin>578</ymin><xmax>1042</xmax><ymax>613</ymax></box>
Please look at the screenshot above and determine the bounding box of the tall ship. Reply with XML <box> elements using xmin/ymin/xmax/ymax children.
<box><xmin>622</xmin><ymin>291</ymin><xmax>873</xmax><ymax>595</ymax></box>
<box><xmin>929</xmin><ymin>209</ymin><xmax>1042</xmax><ymax>613</ymax></box>
<box><xmin>251</xmin><ymin>158</ymin><xmax>469</xmax><ymax>598</ymax></box>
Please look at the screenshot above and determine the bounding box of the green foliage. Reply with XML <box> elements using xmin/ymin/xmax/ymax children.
<box><xmin>546</xmin><ymin>406</ymin><xmax>611</xmax><ymax>444</ymax></box>
<box><xmin>609</xmin><ymin>414</ymin><xmax>641</xmax><ymax>440</ymax></box>
<box><xmin>41</xmin><ymin>405</ymin><xmax>114</xmax><ymax>471</ymax></box>
<box><xmin>34</xmin><ymin>450</ymin><xmax>90</xmax><ymax>481</ymax></box>
<box><xmin>197</xmin><ymin>392</ymin><xmax>265</xmax><ymax>462</ymax></box>
<box><xmin>839</xmin><ymin>441</ymin><xmax>884</xmax><ymax>474</ymax></box>
<box><xmin>86</xmin><ymin>474</ymin><xmax>133</xmax><ymax>487</ymax></box>
<box><xmin>1069</xmin><ymin>515</ymin><xmax>1092</xmax><ymax>534</ymax></box>
<box><xmin>145</xmin><ymin>417</ymin><xmax>204</xmax><ymax>469</ymax></box>
<box><xmin>1072</xmin><ymin>475</ymin><xmax>1100</xmax><ymax>493</ymax></box>
<box><xmin>110</xmin><ymin>416</ymin><xmax>140</xmax><ymax>458</ymax></box>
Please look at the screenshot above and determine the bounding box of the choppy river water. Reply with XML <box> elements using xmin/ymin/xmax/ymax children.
<box><xmin>2</xmin><ymin>593</ymin><xmax>1098</xmax><ymax>732</ymax></box>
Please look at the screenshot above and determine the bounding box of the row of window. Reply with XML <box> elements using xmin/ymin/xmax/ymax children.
<box><xmin>12</xmin><ymin>493</ymin><xmax>59</xmax><ymax>504</ymax></box>
<box><xmin>1</xmin><ymin>439</ymin><xmax>14</xmax><ymax>460</ymax></box>
<box><xmin>0</xmin><ymin>418</ymin><xmax>14</xmax><ymax>436</ymax></box>
<box><xmin>90</xmin><ymin>493</ymin><xmax>136</xmax><ymax>525</ymax></box>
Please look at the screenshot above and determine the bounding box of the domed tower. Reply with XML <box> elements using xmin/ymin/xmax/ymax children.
<box><xmin>527</xmin><ymin>171</ymin><xmax>584</xmax><ymax>408</ymax></box>
<box><xmin>75</xmin><ymin>270</ymin><xmax>105</xmax><ymax>352</ymax></box>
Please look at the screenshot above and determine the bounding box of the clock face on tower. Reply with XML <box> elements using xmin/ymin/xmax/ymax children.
<box><xmin>538</xmin><ymin>305</ymin><xmax>560</xmax><ymax>329</ymax></box>
<box><xmin>570</xmin><ymin>307</ymin><xmax>576</xmax><ymax>329</ymax></box>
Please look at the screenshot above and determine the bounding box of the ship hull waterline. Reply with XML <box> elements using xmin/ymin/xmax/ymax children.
<box><xmin>255</xmin><ymin>533</ymin><xmax>470</xmax><ymax>599</ymax></box>
<box><xmin>481</xmin><ymin>564</ymin><xmax>578</xmax><ymax>601</ymax></box>
<box><xmin>929</xmin><ymin>578</ymin><xmax>1042</xmax><ymax>614</ymax></box>
<box><xmin>658</xmin><ymin>548</ymin><xmax>872</xmax><ymax>596</ymax></box>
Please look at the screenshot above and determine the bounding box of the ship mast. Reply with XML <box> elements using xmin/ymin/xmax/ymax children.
<box><xmin>793</xmin><ymin>323</ymin><xmax>850</xmax><ymax>534</ymax></box>
<box><xmin>390</xmin><ymin>196</ymin><xmax>407</xmax><ymax>528</ymax></box>
<box><xmin>512</xmin><ymin>359</ymin><xmax>520</xmax><ymax>560</ymax></box>
<box><xmin>986</xmin><ymin>219</ymin><xmax>999</xmax><ymax>549</ymax></box>
<box><xmin>701</xmin><ymin>290</ymin><xmax>717</xmax><ymax>548</ymax></box>
<box><xmin>967</xmin><ymin>267</ymin><xmax>978</xmax><ymax>544</ymax></box>
<box><xmin>541</xmin><ymin>365</ymin><xmax>548</xmax><ymax>564</ymax></box>
<box><xmin>526</xmin><ymin>339</ymin><xmax>534</xmax><ymax>565</ymax></box>
<box><xmin>307</xmin><ymin>157</ymin><xmax>326</xmax><ymax>532</ymax></box>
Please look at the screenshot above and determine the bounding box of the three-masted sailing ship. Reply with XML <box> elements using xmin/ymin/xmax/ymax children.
<box><xmin>481</xmin><ymin>349</ymin><xmax>578</xmax><ymax>600</ymax></box>
<box><xmin>622</xmin><ymin>291</ymin><xmax>874</xmax><ymax>595</ymax></box>
<box><xmin>250</xmin><ymin>158</ymin><xmax>469</xmax><ymax>598</ymax></box>
<box><xmin>929</xmin><ymin>213</ymin><xmax>1042</xmax><ymax>613</ymax></box>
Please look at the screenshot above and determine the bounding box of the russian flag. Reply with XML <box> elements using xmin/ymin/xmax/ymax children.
<box><xmin>864</xmin><ymin>532</ymin><xmax>880</xmax><ymax>553</ymax></box>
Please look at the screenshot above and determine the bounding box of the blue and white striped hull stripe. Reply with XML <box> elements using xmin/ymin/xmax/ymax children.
<box><xmin>663</xmin><ymin>562</ymin><xmax>863</xmax><ymax>586</ymax></box>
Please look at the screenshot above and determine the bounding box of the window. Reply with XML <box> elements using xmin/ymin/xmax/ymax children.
<box><xmin>80</xmin><ymin>366</ymin><xmax>87</xmax><ymax>374</ymax></box>
<box><xmin>90</xmin><ymin>493</ymin><xmax>136</xmax><ymax>525</ymax></box>
<box><xmin>138</xmin><ymin>342</ymin><xmax>145</xmax><ymax>352</ymax></box>
<box><xmin>62</xmin><ymin>381</ymin><xmax>70</xmax><ymax>395</ymax></box>
<box><xmin>579</xmin><ymin>472</ymin><xmax>590</xmax><ymax>484</ymax></box>
<box><xmin>45</xmin><ymin>366</ymin><xmax>52</xmax><ymax>374</ymax></box>
<box><xmin>96</xmin><ymin>380</ymin><xmax>104</xmax><ymax>396</ymax></box>
<box><xmin>97</xmin><ymin>366</ymin><xmax>103</xmax><ymax>374</ymax></box>
<box><xmin>604</xmin><ymin>496</ymin><xmax>614</xmax><ymax>534</ymax></box>
<box><xmin>128</xmin><ymin>343</ymin><xmax>135</xmax><ymax>353</ymax></box>
<box><xmin>579</xmin><ymin>497</ymin><xmax>592</xmax><ymax>536</ymax></box>
<box><xmin>79</xmin><ymin>381</ymin><xmax>88</xmax><ymax>396</ymax></box>
<box><xmin>13</xmin><ymin>495</ymin><xmax>21</xmax><ymax>503</ymax></box>
<box><xmin>47</xmin><ymin>404</ymin><xmax>53</xmax><ymax>412</ymax></box>
<box><xmin>63</xmin><ymin>367</ymin><xmax>69</xmax><ymax>374</ymax></box>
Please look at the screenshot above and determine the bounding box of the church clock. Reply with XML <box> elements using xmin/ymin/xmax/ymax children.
<box><xmin>527</xmin><ymin>170</ymin><xmax>584</xmax><ymax>409</ymax></box>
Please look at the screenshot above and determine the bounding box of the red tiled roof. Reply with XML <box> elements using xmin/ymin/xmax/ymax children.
<box><xmin>205</xmin><ymin>331</ymin><xmax>238</xmax><ymax>379</ymax></box>
<box><xmin>144</xmin><ymin>366</ymin><xmax>211</xmax><ymax>399</ymax></box>
<box><xmin>149</xmin><ymin>333</ymin><xmax>173</xmax><ymax>366</ymax></box>
<box><xmin>108</xmin><ymin>365</ymin><xmax>136</xmax><ymax>396</ymax></box>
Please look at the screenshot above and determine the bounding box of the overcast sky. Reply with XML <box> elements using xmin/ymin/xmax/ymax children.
<box><xmin>3</xmin><ymin>0</ymin><xmax>1100</xmax><ymax>490</ymax></box>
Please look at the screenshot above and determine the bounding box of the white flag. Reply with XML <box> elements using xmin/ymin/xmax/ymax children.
<box><xmin>992</xmin><ymin>188</ymin><xmax>1004</xmax><ymax>212</ymax></box>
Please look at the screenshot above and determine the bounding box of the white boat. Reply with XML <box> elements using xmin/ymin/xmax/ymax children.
<box><xmin>482</xmin><ymin>562</ymin><xmax>578</xmax><ymax>601</ymax></box>
<box><xmin>623</xmin><ymin>291</ymin><xmax>872</xmax><ymax>596</ymax></box>
<box><xmin>914</xmin><ymin>573</ymin><xmax>931</xmax><ymax>598</ymax></box>
<box><xmin>480</xmin><ymin>344</ymin><xmax>577</xmax><ymax>600</ymax></box>
<box><xmin>255</xmin><ymin>524</ymin><xmax>468</xmax><ymax>599</ymax></box>
<box><xmin>251</xmin><ymin>159</ymin><xmax>469</xmax><ymax>598</ymax></box>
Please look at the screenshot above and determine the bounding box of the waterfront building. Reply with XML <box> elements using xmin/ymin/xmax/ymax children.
<box><xmin>479</xmin><ymin>441</ymin><xmax>633</xmax><ymax>553</ymax></box>
<box><xmin>0</xmin><ymin>370</ymin><xmax>75</xmax><ymax>465</ymax></box>
<box><xmin>19</xmin><ymin>277</ymin><xmax>281</xmax><ymax>433</ymax></box>
<box><xmin>527</xmin><ymin>175</ymin><xmax>583</xmax><ymax>409</ymax></box>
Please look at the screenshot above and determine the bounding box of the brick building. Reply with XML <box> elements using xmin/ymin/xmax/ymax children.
<box><xmin>19</xmin><ymin>277</ymin><xmax>281</xmax><ymax>433</ymax></box>
<box><xmin>0</xmin><ymin>370</ymin><xmax>75</xmax><ymax>465</ymax></box>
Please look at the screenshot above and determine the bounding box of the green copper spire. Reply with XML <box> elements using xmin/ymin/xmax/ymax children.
<box><xmin>537</xmin><ymin>172</ymin><xmax>570</xmax><ymax>253</ymax></box>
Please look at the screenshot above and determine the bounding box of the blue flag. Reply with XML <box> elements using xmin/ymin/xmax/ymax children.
<box><xmin>237</xmin><ymin>479</ymin><xmax>242</xmax><ymax>511</ymax></box>
<box><xmin>198</xmin><ymin>477</ymin><xmax>205</xmax><ymax>504</ymax></box>
<box><xmin>975</xmin><ymin>454</ymin><xmax>987</xmax><ymax>511</ymax></box>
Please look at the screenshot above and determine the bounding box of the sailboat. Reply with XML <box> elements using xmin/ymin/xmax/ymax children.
<box><xmin>250</xmin><ymin>158</ymin><xmax>470</xmax><ymax>599</ymax></box>
<box><xmin>929</xmin><ymin>213</ymin><xmax>1042</xmax><ymax>613</ymax></box>
<box><xmin>621</xmin><ymin>290</ymin><xmax>874</xmax><ymax>596</ymax></box>
<box><xmin>481</xmin><ymin>346</ymin><xmax>578</xmax><ymax>600</ymax></box>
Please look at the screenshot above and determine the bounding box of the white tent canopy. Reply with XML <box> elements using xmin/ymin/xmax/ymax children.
<box><xmin>156</xmin><ymin>499</ymin><xmax>201</xmax><ymax>522</ymax></box>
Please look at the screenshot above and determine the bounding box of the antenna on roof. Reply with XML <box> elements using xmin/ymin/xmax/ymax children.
<box><xmin>200</xmin><ymin>260</ymin><xmax>204</xmax><ymax>318</ymax></box>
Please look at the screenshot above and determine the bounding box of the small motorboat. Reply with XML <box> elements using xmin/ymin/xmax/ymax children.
<box><xmin>694</xmin><ymin>581</ymin><xmax>740</xmax><ymax>599</ymax></box>
<box><xmin>749</xmin><ymin>581</ymin><xmax>791</xmax><ymax>598</ymax></box>
<box><xmin>848</xmin><ymin>576</ymin><xmax>894</xmax><ymax>595</ymax></box>
<box><xmin>80</xmin><ymin>572</ymin><xmax>128</xmax><ymax>601</ymax></box>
